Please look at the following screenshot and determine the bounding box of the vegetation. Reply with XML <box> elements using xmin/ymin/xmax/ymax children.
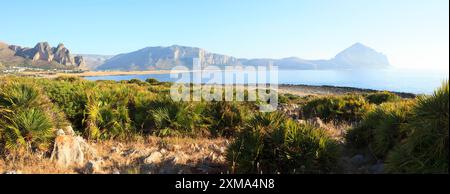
<box><xmin>206</xmin><ymin>101</ymin><xmax>250</xmax><ymax>137</ymax></box>
<box><xmin>346</xmin><ymin>81</ymin><xmax>449</xmax><ymax>173</ymax></box>
<box><xmin>346</xmin><ymin>100</ymin><xmax>415</xmax><ymax>157</ymax></box>
<box><xmin>0</xmin><ymin>75</ymin><xmax>447</xmax><ymax>174</ymax></box>
<box><xmin>385</xmin><ymin>81</ymin><xmax>449</xmax><ymax>173</ymax></box>
<box><xmin>301</xmin><ymin>94</ymin><xmax>373</xmax><ymax>122</ymax></box>
<box><xmin>365</xmin><ymin>91</ymin><xmax>401</xmax><ymax>105</ymax></box>
<box><xmin>0</xmin><ymin>81</ymin><xmax>67</xmax><ymax>152</ymax></box>
<box><xmin>227</xmin><ymin>112</ymin><xmax>340</xmax><ymax>174</ymax></box>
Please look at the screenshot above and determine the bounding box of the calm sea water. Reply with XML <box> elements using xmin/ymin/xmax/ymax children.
<box><xmin>84</xmin><ymin>68</ymin><xmax>449</xmax><ymax>94</ymax></box>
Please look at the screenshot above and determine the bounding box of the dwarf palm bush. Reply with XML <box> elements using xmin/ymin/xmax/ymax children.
<box><xmin>227</xmin><ymin>112</ymin><xmax>340</xmax><ymax>174</ymax></box>
<box><xmin>83</xmin><ymin>85</ymin><xmax>133</xmax><ymax>140</ymax></box>
<box><xmin>227</xmin><ymin>112</ymin><xmax>285</xmax><ymax>173</ymax></box>
<box><xmin>365</xmin><ymin>91</ymin><xmax>401</xmax><ymax>105</ymax></box>
<box><xmin>283</xmin><ymin>120</ymin><xmax>340</xmax><ymax>173</ymax></box>
<box><xmin>0</xmin><ymin>109</ymin><xmax>53</xmax><ymax>151</ymax></box>
<box><xmin>346</xmin><ymin>100</ymin><xmax>415</xmax><ymax>157</ymax></box>
<box><xmin>302</xmin><ymin>94</ymin><xmax>372</xmax><ymax>122</ymax></box>
<box><xmin>148</xmin><ymin>96</ymin><xmax>208</xmax><ymax>137</ymax></box>
<box><xmin>206</xmin><ymin>101</ymin><xmax>249</xmax><ymax>137</ymax></box>
<box><xmin>386</xmin><ymin>81</ymin><xmax>449</xmax><ymax>173</ymax></box>
<box><xmin>0</xmin><ymin>82</ymin><xmax>61</xmax><ymax>152</ymax></box>
<box><xmin>38</xmin><ymin>78</ymin><xmax>92</xmax><ymax>131</ymax></box>
<box><xmin>0</xmin><ymin>82</ymin><xmax>42</xmax><ymax>109</ymax></box>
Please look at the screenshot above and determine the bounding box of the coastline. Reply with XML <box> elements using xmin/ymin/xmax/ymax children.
<box><xmin>17</xmin><ymin>70</ymin><xmax>188</xmax><ymax>78</ymax></box>
<box><xmin>7</xmin><ymin>70</ymin><xmax>417</xmax><ymax>97</ymax></box>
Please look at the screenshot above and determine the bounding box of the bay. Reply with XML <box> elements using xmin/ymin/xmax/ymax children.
<box><xmin>84</xmin><ymin>68</ymin><xmax>449</xmax><ymax>94</ymax></box>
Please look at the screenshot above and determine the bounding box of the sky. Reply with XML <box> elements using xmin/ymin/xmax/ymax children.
<box><xmin>0</xmin><ymin>0</ymin><xmax>448</xmax><ymax>70</ymax></box>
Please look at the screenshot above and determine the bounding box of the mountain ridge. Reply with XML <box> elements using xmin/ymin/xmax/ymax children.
<box><xmin>96</xmin><ymin>43</ymin><xmax>390</xmax><ymax>71</ymax></box>
<box><xmin>1</xmin><ymin>41</ymin><xmax>390</xmax><ymax>71</ymax></box>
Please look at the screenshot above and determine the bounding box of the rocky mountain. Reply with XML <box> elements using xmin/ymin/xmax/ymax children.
<box><xmin>330</xmin><ymin>43</ymin><xmax>390</xmax><ymax>69</ymax></box>
<box><xmin>96</xmin><ymin>45</ymin><xmax>241</xmax><ymax>71</ymax></box>
<box><xmin>95</xmin><ymin>43</ymin><xmax>390</xmax><ymax>71</ymax></box>
<box><xmin>0</xmin><ymin>41</ymin><xmax>86</xmax><ymax>69</ymax></box>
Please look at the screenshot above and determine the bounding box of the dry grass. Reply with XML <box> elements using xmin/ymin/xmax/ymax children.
<box><xmin>0</xmin><ymin>136</ymin><xmax>230</xmax><ymax>174</ymax></box>
<box><xmin>320</xmin><ymin>121</ymin><xmax>353</xmax><ymax>141</ymax></box>
<box><xmin>0</xmin><ymin>151</ymin><xmax>77</xmax><ymax>174</ymax></box>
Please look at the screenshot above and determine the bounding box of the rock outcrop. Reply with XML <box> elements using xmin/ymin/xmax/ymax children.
<box><xmin>50</xmin><ymin>126</ymin><xmax>96</xmax><ymax>167</ymax></box>
<box><xmin>8</xmin><ymin>42</ymin><xmax>85</xmax><ymax>68</ymax></box>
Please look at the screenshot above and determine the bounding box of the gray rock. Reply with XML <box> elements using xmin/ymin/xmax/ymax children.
<box><xmin>84</xmin><ymin>160</ymin><xmax>101</xmax><ymax>174</ymax></box>
<box><xmin>50</xmin><ymin>135</ymin><xmax>95</xmax><ymax>167</ymax></box>
<box><xmin>112</xmin><ymin>169</ymin><xmax>121</xmax><ymax>174</ymax></box>
<box><xmin>144</xmin><ymin>152</ymin><xmax>163</xmax><ymax>164</ymax></box>
<box><xmin>167</xmin><ymin>152</ymin><xmax>188</xmax><ymax>164</ymax></box>
<box><xmin>55</xmin><ymin>129</ymin><xmax>65</xmax><ymax>136</ymax></box>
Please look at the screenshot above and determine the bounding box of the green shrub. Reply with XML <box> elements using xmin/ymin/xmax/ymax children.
<box><xmin>147</xmin><ymin>96</ymin><xmax>208</xmax><ymax>137</ymax></box>
<box><xmin>0</xmin><ymin>82</ymin><xmax>65</xmax><ymax>152</ymax></box>
<box><xmin>227</xmin><ymin>112</ymin><xmax>340</xmax><ymax>174</ymax></box>
<box><xmin>302</xmin><ymin>95</ymin><xmax>372</xmax><ymax>122</ymax></box>
<box><xmin>386</xmin><ymin>81</ymin><xmax>449</xmax><ymax>173</ymax></box>
<box><xmin>346</xmin><ymin>100</ymin><xmax>415</xmax><ymax>157</ymax></box>
<box><xmin>365</xmin><ymin>91</ymin><xmax>401</xmax><ymax>105</ymax></box>
<box><xmin>205</xmin><ymin>101</ymin><xmax>249</xmax><ymax>137</ymax></box>
<box><xmin>146</xmin><ymin>78</ymin><xmax>160</xmax><ymax>85</ymax></box>
<box><xmin>83</xmin><ymin>85</ymin><xmax>133</xmax><ymax>140</ymax></box>
<box><xmin>38</xmin><ymin>78</ymin><xmax>92</xmax><ymax>131</ymax></box>
<box><xmin>279</xmin><ymin>93</ymin><xmax>302</xmax><ymax>104</ymax></box>
<box><xmin>0</xmin><ymin>82</ymin><xmax>42</xmax><ymax>109</ymax></box>
<box><xmin>129</xmin><ymin>92</ymin><xmax>156</xmax><ymax>132</ymax></box>
<box><xmin>128</xmin><ymin>78</ymin><xmax>149</xmax><ymax>86</ymax></box>
<box><xmin>0</xmin><ymin>109</ymin><xmax>53</xmax><ymax>151</ymax></box>
<box><xmin>54</xmin><ymin>76</ymin><xmax>84</xmax><ymax>82</ymax></box>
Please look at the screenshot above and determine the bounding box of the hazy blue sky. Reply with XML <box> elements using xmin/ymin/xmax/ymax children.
<box><xmin>1</xmin><ymin>0</ymin><xmax>448</xmax><ymax>70</ymax></box>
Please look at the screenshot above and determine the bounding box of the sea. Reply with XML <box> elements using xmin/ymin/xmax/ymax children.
<box><xmin>84</xmin><ymin>68</ymin><xmax>449</xmax><ymax>94</ymax></box>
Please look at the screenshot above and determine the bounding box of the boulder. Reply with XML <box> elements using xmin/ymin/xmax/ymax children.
<box><xmin>167</xmin><ymin>152</ymin><xmax>188</xmax><ymax>164</ymax></box>
<box><xmin>55</xmin><ymin>129</ymin><xmax>66</xmax><ymax>136</ymax></box>
<box><xmin>144</xmin><ymin>152</ymin><xmax>163</xmax><ymax>164</ymax></box>
<box><xmin>50</xmin><ymin>131</ymin><xmax>96</xmax><ymax>167</ymax></box>
<box><xmin>50</xmin><ymin>135</ymin><xmax>84</xmax><ymax>167</ymax></box>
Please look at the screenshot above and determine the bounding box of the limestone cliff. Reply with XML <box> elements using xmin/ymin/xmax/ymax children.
<box><xmin>7</xmin><ymin>42</ymin><xmax>85</xmax><ymax>68</ymax></box>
